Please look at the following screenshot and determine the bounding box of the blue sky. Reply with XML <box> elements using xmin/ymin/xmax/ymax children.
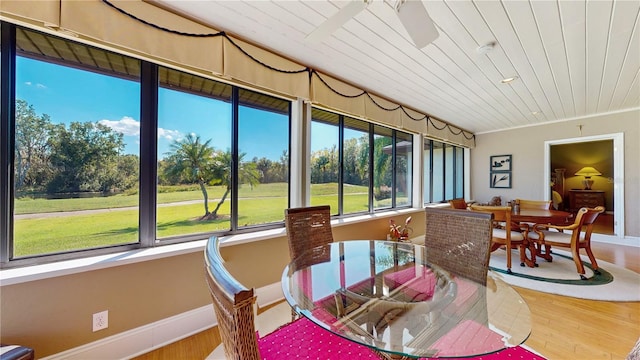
<box><xmin>16</xmin><ymin>57</ymin><xmax>296</xmax><ymax>161</ymax></box>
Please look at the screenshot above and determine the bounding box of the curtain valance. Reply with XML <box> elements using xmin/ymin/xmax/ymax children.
<box><xmin>1</xmin><ymin>0</ymin><xmax>60</xmax><ymax>28</ymax></box>
<box><xmin>0</xmin><ymin>0</ymin><xmax>475</xmax><ymax>148</ymax></box>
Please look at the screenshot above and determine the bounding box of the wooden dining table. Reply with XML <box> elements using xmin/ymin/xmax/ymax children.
<box><xmin>511</xmin><ymin>208</ymin><xmax>573</xmax><ymax>262</ymax></box>
<box><xmin>511</xmin><ymin>208</ymin><xmax>573</xmax><ymax>225</ymax></box>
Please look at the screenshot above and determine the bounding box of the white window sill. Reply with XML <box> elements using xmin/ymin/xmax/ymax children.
<box><xmin>1</xmin><ymin>207</ymin><xmax>421</xmax><ymax>286</ymax></box>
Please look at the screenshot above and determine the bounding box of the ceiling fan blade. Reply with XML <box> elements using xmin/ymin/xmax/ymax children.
<box><xmin>396</xmin><ymin>0</ymin><xmax>439</xmax><ymax>48</ymax></box>
<box><xmin>305</xmin><ymin>0</ymin><xmax>369</xmax><ymax>43</ymax></box>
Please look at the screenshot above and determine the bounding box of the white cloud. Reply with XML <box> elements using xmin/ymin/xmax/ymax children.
<box><xmin>99</xmin><ymin>116</ymin><xmax>140</xmax><ymax>136</ymax></box>
<box><xmin>158</xmin><ymin>128</ymin><xmax>182</xmax><ymax>141</ymax></box>
<box><xmin>23</xmin><ymin>81</ymin><xmax>47</xmax><ymax>89</ymax></box>
<box><xmin>98</xmin><ymin>116</ymin><xmax>182</xmax><ymax>143</ymax></box>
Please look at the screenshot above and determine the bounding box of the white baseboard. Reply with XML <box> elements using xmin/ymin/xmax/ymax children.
<box><xmin>41</xmin><ymin>283</ymin><xmax>285</xmax><ymax>360</ymax></box>
<box><xmin>41</xmin><ymin>305</ymin><xmax>215</xmax><ymax>360</ymax></box>
<box><xmin>592</xmin><ymin>233</ymin><xmax>640</xmax><ymax>247</ymax></box>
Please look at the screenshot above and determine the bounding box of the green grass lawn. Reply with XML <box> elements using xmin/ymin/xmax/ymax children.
<box><xmin>13</xmin><ymin>183</ymin><xmax>371</xmax><ymax>257</ymax></box>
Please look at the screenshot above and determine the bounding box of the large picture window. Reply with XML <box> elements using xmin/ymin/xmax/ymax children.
<box><xmin>157</xmin><ymin>67</ymin><xmax>233</xmax><ymax>238</ymax></box>
<box><xmin>395</xmin><ymin>131</ymin><xmax>413</xmax><ymax>207</ymax></box>
<box><xmin>12</xmin><ymin>28</ymin><xmax>141</xmax><ymax>258</ymax></box>
<box><xmin>424</xmin><ymin>139</ymin><xmax>464</xmax><ymax>204</ymax></box>
<box><xmin>310</xmin><ymin>111</ymin><xmax>339</xmax><ymax>210</ymax></box>
<box><xmin>237</xmin><ymin>89</ymin><xmax>290</xmax><ymax>227</ymax></box>
<box><xmin>373</xmin><ymin>125</ymin><xmax>392</xmax><ymax>210</ymax></box>
<box><xmin>311</xmin><ymin>108</ymin><xmax>413</xmax><ymax>216</ymax></box>
<box><xmin>343</xmin><ymin>117</ymin><xmax>370</xmax><ymax>214</ymax></box>
<box><xmin>1</xmin><ymin>21</ymin><xmax>422</xmax><ymax>268</ymax></box>
<box><xmin>1</xmin><ymin>24</ymin><xmax>291</xmax><ymax>265</ymax></box>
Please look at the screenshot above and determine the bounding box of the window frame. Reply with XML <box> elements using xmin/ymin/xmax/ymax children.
<box><xmin>310</xmin><ymin>107</ymin><xmax>414</xmax><ymax>217</ymax></box>
<box><xmin>0</xmin><ymin>20</ymin><xmax>461</xmax><ymax>269</ymax></box>
<box><xmin>0</xmin><ymin>22</ymin><xmax>294</xmax><ymax>267</ymax></box>
<box><xmin>423</xmin><ymin>138</ymin><xmax>465</xmax><ymax>205</ymax></box>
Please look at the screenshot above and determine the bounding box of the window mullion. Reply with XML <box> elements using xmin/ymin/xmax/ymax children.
<box><xmin>139</xmin><ymin>61</ymin><xmax>158</xmax><ymax>247</ymax></box>
<box><xmin>368</xmin><ymin>123</ymin><xmax>374</xmax><ymax>213</ymax></box>
<box><xmin>0</xmin><ymin>21</ymin><xmax>17</xmax><ymax>263</ymax></box>
<box><xmin>338</xmin><ymin>115</ymin><xmax>344</xmax><ymax>215</ymax></box>
<box><xmin>391</xmin><ymin>130</ymin><xmax>397</xmax><ymax>208</ymax></box>
<box><xmin>231</xmin><ymin>87</ymin><xmax>239</xmax><ymax>231</ymax></box>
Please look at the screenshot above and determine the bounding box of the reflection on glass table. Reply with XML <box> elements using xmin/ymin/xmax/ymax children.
<box><xmin>281</xmin><ymin>240</ymin><xmax>531</xmax><ymax>359</ymax></box>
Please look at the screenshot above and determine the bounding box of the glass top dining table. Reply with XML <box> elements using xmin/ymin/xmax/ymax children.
<box><xmin>281</xmin><ymin>240</ymin><xmax>531</xmax><ymax>359</ymax></box>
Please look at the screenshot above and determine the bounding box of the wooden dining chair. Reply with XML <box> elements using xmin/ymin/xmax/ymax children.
<box><xmin>529</xmin><ymin>206</ymin><xmax>605</xmax><ymax>280</ymax></box>
<box><xmin>204</xmin><ymin>236</ymin><xmax>379</xmax><ymax>360</ymax></box>
<box><xmin>284</xmin><ymin>205</ymin><xmax>334</xmax><ymax>261</ymax></box>
<box><xmin>516</xmin><ymin>199</ymin><xmax>552</xmax><ymax>210</ymax></box>
<box><xmin>424</xmin><ymin>207</ymin><xmax>494</xmax><ymax>285</ymax></box>
<box><xmin>448</xmin><ymin>198</ymin><xmax>468</xmax><ymax>209</ymax></box>
<box><xmin>515</xmin><ymin>198</ymin><xmax>553</xmax><ymax>233</ymax></box>
<box><xmin>469</xmin><ymin>205</ymin><xmax>534</xmax><ymax>273</ymax></box>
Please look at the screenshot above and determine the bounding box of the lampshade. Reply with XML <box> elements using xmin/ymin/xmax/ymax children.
<box><xmin>574</xmin><ymin>166</ymin><xmax>602</xmax><ymax>178</ymax></box>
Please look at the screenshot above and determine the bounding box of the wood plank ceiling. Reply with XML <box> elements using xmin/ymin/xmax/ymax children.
<box><xmin>154</xmin><ymin>0</ymin><xmax>640</xmax><ymax>134</ymax></box>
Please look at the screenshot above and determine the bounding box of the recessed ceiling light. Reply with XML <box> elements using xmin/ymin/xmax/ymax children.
<box><xmin>500</xmin><ymin>76</ymin><xmax>519</xmax><ymax>84</ymax></box>
<box><xmin>531</xmin><ymin>111</ymin><xmax>542</xmax><ymax>115</ymax></box>
<box><xmin>477</xmin><ymin>42</ymin><xmax>496</xmax><ymax>55</ymax></box>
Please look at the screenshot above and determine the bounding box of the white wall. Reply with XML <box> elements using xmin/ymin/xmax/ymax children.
<box><xmin>471</xmin><ymin>109</ymin><xmax>640</xmax><ymax>238</ymax></box>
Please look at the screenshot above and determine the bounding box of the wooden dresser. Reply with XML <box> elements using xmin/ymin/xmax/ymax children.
<box><xmin>568</xmin><ymin>190</ymin><xmax>605</xmax><ymax>212</ymax></box>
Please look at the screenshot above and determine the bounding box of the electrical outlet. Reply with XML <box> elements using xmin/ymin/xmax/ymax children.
<box><xmin>93</xmin><ymin>310</ymin><xmax>108</xmax><ymax>332</ymax></box>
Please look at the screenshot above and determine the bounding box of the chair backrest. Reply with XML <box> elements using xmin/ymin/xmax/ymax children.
<box><xmin>516</xmin><ymin>199</ymin><xmax>552</xmax><ymax>210</ymax></box>
<box><xmin>424</xmin><ymin>207</ymin><xmax>494</xmax><ymax>285</ymax></box>
<box><xmin>575</xmin><ymin>206</ymin><xmax>605</xmax><ymax>239</ymax></box>
<box><xmin>284</xmin><ymin>205</ymin><xmax>333</xmax><ymax>260</ymax></box>
<box><xmin>205</xmin><ymin>237</ymin><xmax>261</xmax><ymax>360</ymax></box>
<box><xmin>469</xmin><ymin>205</ymin><xmax>518</xmax><ymax>240</ymax></box>
<box><xmin>448</xmin><ymin>198</ymin><xmax>468</xmax><ymax>209</ymax></box>
<box><xmin>469</xmin><ymin>205</ymin><xmax>511</xmax><ymax>223</ymax></box>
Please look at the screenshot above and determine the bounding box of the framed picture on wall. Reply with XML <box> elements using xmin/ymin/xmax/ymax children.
<box><xmin>490</xmin><ymin>171</ymin><xmax>512</xmax><ymax>188</ymax></box>
<box><xmin>490</xmin><ymin>154</ymin><xmax>512</xmax><ymax>172</ymax></box>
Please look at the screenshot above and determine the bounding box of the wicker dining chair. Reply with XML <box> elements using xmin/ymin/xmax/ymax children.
<box><xmin>469</xmin><ymin>205</ymin><xmax>534</xmax><ymax>273</ymax></box>
<box><xmin>204</xmin><ymin>236</ymin><xmax>379</xmax><ymax>360</ymax></box>
<box><xmin>284</xmin><ymin>205</ymin><xmax>334</xmax><ymax>261</ymax></box>
<box><xmin>424</xmin><ymin>207</ymin><xmax>493</xmax><ymax>285</ymax></box>
<box><xmin>423</xmin><ymin>207</ymin><xmax>494</xmax><ymax>339</ymax></box>
<box><xmin>529</xmin><ymin>206</ymin><xmax>605</xmax><ymax>280</ymax></box>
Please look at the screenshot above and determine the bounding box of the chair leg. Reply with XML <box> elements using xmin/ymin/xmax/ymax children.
<box><xmin>539</xmin><ymin>243</ymin><xmax>553</xmax><ymax>262</ymax></box>
<box><xmin>520</xmin><ymin>242</ymin><xmax>537</xmax><ymax>268</ymax></box>
<box><xmin>530</xmin><ymin>242</ymin><xmax>539</xmax><ymax>267</ymax></box>
<box><xmin>506</xmin><ymin>241</ymin><xmax>512</xmax><ymax>274</ymax></box>
<box><xmin>571</xmin><ymin>247</ymin><xmax>587</xmax><ymax>280</ymax></box>
<box><xmin>518</xmin><ymin>243</ymin><xmax>526</xmax><ymax>267</ymax></box>
<box><xmin>584</xmin><ymin>245</ymin><xmax>601</xmax><ymax>275</ymax></box>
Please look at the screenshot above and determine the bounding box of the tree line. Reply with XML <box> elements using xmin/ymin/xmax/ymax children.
<box><xmin>14</xmin><ymin>100</ymin><xmax>401</xmax><ymax>217</ymax></box>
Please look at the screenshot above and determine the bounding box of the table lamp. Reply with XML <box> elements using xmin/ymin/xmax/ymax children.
<box><xmin>574</xmin><ymin>166</ymin><xmax>601</xmax><ymax>190</ymax></box>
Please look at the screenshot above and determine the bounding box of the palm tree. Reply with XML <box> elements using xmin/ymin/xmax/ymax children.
<box><xmin>208</xmin><ymin>149</ymin><xmax>260</xmax><ymax>220</ymax></box>
<box><xmin>164</xmin><ymin>134</ymin><xmax>216</xmax><ymax>219</ymax></box>
<box><xmin>164</xmin><ymin>135</ymin><xmax>261</xmax><ymax>221</ymax></box>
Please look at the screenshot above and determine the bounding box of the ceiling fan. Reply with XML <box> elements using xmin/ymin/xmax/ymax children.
<box><xmin>305</xmin><ymin>0</ymin><xmax>439</xmax><ymax>48</ymax></box>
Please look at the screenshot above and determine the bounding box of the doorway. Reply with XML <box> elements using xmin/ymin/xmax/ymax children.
<box><xmin>544</xmin><ymin>133</ymin><xmax>624</xmax><ymax>238</ymax></box>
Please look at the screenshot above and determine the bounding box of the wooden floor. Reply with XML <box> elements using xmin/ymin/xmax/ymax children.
<box><xmin>133</xmin><ymin>242</ymin><xmax>640</xmax><ymax>360</ymax></box>
<box><xmin>593</xmin><ymin>213</ymin><xmax>614</xmax><ymax>235</ymax></box>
